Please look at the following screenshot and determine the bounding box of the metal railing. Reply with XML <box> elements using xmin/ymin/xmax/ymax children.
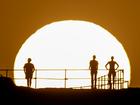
<box><xmin>96</xmin><ymin>69</ymin><xmax>129</xmax><ymax>89</ymax></box>
<box><xmin>0</xmin><ymin>69</ymin><xmax>129</xmax><ymax>89</ymax></box>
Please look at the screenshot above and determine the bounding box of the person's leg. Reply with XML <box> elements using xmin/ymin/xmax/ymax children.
<box><xmin>112</xmin><ymin>72</ymin><xmax>116</xmax><ymax>89</ymax></box>
<box><xmin>91</xmin><ymin>72</ymin><xmax>93</xmax><ymax>89</ymax></box>
<box><xmin>93</xmin><ymin>74</ymin><xmax>95</xmax><ymax>88</ymax></box>
<box><xmin>29</xmin><ymin>78</ymin><xmax>32</xmax><ymax>87</ymax></box>
<box><xmin>112</xmin><ymin>75</ymin><xmax>115</xmax><ymax>89</ymax></box>
<box><xmin>27</xmin><ymin>79</ymin><xmax>30</xmax><ymax>87</ymax></box>
<box><xmin>108</xmin><ymin>73</ymin><xmax>111</xmax><ymax>89</ymax></box>
<box><xmin>95</xmin><ymin>72</ymin><xmax>97</xmax><ymax>89</ymax></box>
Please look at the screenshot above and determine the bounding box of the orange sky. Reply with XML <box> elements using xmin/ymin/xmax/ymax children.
<box><xmin>0</xmin><ymin>0</ymin><xmax>140</xmax><ymax>87</ymax></box>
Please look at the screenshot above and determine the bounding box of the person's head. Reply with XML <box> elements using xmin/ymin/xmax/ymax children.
<box><xmin>111</xmin><ymin>56</ymin><xmax>114</xmax><ymax>60</ymax></box>
<box><xmin>27</xmin><ymin>58</ymin><xmax>32</xmax><ymax>63</ymax></box>
<box><xmin>93</xmin><ymin>55</ymin><xmax>96</xmax><ymax>59</ymax></box>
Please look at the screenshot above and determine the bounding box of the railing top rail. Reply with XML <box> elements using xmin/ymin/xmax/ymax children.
<box><xmin>0</xmin><ymin>68</ymin><xmax>124</xmax><ymax>71</ymax></box>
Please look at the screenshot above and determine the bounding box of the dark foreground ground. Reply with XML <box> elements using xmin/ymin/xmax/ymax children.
<box><xmin>0</xmin><ymin>77</ymin><xmax>139</xmax><ymax>105</ymax></box>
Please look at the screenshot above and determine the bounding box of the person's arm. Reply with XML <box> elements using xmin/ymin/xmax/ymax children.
<box><xmin>23</xmin><ymin>64</ymin><xmax>26</xmax><ymax>73</ymax></box>
<box><xmin>115</xmin><ymin>62</ymin><xmax>119</xmax><ymax>70</ymax></box>
<box><xmin>32</xmin><ymin>64</ymin><xmax>35</xmax><ymax>72</ymax></box>
<box><xmin>96</xmin><ymin>61</ymin><xmax>99</xmax><ymax>70</ymax></box>
<box><xmin>89</xmin><ymin>61</ymin><xmax>91</xmax><ymax>70</ymax></box>
<box><xmin>105</xmin><ymin>62</ymin><xmax>109</xmax><ymax>70</ymax></box>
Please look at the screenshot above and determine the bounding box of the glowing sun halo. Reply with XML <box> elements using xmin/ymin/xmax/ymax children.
<box><xmin>14</xmin><ymin>20</ymin><xmax>130</xmax><ymax>88</ymax></box>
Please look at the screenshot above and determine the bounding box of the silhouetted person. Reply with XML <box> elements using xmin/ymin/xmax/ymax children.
<box><xmin>23</xmin><ymin>58</ymin><xmax>35</xmax><ymax>87</ymax></box>
<box><xmin>89</xmin><ymin>55</ymin><xmax>98</xmax><ymax>89</ymax></box>
<box><xmin>105</xmin><ymin>56</ymin><xmax>119</xmax><ymax>89</ymax></box>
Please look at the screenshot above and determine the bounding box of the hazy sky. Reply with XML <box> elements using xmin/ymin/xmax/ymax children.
<box><xmin>0</xmin><ymin>0</ymin><xmax>140</xmax><ymax>87</ymax></box>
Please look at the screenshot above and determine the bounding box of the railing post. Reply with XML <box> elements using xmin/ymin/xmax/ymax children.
<box><xmin>6</xmin><ymin>69</ymin><xmax>8</xmax><ymax>77</ymax></box>
<box><xmin>101</xmin><ymin>76</ymin><xmax>103</xmax><ymax>89</ymax></box>
<box><xmin>35</xmin><ymin>69</ymin><xmax>37</xmax><ymax>88</ymax></box>
<box><xmin>117</xmin><ymin>70</ymin><xmax>119</xmax><ymax>89</ymax></box>
<box><xmin>99</xmin><ymin>77</ymin><xmax>101</xmax><ymax>89</ymax></box>
<box><xmin>64</xmin><ymin>69</ymin><xmax>67</xmax><ymax>88</ymax></box>
<box><xmin>122</xmin><ymin>69</ymin><xmax>124</xmax><ymax>88</ymax></box>
<box><xmin>104</xmin><ymin>75</ymin><xmax>105</xmax><ymax>89</ymax></box>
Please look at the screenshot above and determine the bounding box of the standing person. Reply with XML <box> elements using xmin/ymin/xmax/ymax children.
<box><xmin>23</xmin><ymin>58</ymin><xmax>35</xmax><ymax>87</ymax></box>
<box><xmin>89</xmin><ymin>55</ymin><xmax>98</xmax><ymax>89</ymax></box>
<box><xmin>105</xmin><ymin>56</ymin><xmax>119</xmax><ymax>89</ymax></box>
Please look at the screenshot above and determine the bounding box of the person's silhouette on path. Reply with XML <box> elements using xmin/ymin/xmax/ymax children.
<box><xmin>89</xmin><ymin>55</ymin><xmax>98</xmax><ymax>89</ymax></box>
<box><xmin>23</xmin><ymin>58</ymin><xmax>35</xmax><ymax>87</ymax></box>
<box><xmin>105</xmin><ymin>56</ymin><xmax>119</xmax><ymax>89</ymax></box>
